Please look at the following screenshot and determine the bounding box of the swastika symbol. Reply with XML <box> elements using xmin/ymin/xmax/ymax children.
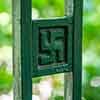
<box><xmin>38</xmin><ymin>28</ymin><xmax>65</xmax><ymax>66</ymax></box>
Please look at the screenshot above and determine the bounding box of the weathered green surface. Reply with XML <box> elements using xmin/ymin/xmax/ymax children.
<box><xmin>32</xmin><ymin>17</ymin><xmax>72</xmax><ymax>77</ymax></box>
<box><xmin>64</xmin><ymin>0</ymin><xmax>73</xmax><ymax>100</ymax></box>
<box><xmin>12</xmin><ymin>0</ymin><xmax>22</xmax><ymax>99</ymax></box>
<box><xmin>13</xmin><ymin>0</ymin><xmax>83</xmax><ymax>100</ymax></box>
<box><xmin>39</xmin><ymin>28</ymin><xmax>65</xmax><ymax>65</ymax></box>
<box><xmin>13</xmin><ymin>0</ymin><xmax>32</xmax><ymax>100</ymax></box>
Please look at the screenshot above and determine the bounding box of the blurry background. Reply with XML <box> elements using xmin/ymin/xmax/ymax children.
<box><xmin>0</xmin><ymin>0</ymin><xmax>100</xmax><ymax>100</ymax></box>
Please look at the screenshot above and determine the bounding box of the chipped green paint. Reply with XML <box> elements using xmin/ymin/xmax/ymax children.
<box><xmin>32</xmin><ymin>17</ymin><xmax>72</xmax><ymax>77</ymax></box>
<box><xmin>13</xmin><ymin>0</ymin><xmax>32</xmax><ymax>100</ymax></box>
<box><xmin>13</xmin><ymin>0</ymin><xmax>83</xmax><ymax>100</ymax></box>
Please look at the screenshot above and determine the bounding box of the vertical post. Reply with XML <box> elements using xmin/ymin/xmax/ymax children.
<box><xmin>64</xmin><ymin>0</ymin><xmax>73</xmax><ymax>100</ymax></box>
<box><xmin>73</xmin><ymin>0</ymin><xmax>83</xmax><ymax>100</ymax></box>
<box><xmin>12</xmin><ymin>0</ymin><xmax>32</xmax><ymax>100</ymax></box>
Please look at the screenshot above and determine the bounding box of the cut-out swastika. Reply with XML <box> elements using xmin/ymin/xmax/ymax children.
<box><xmin>38</xmin><ymin>28</ymin><xmax>65</xmax><ymax>66</ymax></box>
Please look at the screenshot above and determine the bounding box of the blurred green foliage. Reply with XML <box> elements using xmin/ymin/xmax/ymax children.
<box><xmin>0</xmin><ymin>0</ymin><xmax>12</xmax><ymax>46</ymax></box>
<box><xmin>0</xmin><ymin>65</ymin><xmax>13</xmax><ymax>94</ymax></box>
<box><xmin>0</xmin><ymin>0</ymin><xmax>100</xmax><ymax>99</ymax></box>
<box><xmin>32</xmin><ymin>0</ymin><xmax>64</xmax><ymax>17</ymax></box>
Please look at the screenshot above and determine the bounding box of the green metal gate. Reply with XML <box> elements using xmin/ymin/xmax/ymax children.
<box><xmin>13</xmin><ymin>0</ymin><xmax>83</xmax><ymax>100</ymax></box>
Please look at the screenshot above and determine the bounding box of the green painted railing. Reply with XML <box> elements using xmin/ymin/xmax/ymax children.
<box><xmin>13</xmin><ymin>0</ymin><xmax>83</xmax><ymax>100</ymax></box>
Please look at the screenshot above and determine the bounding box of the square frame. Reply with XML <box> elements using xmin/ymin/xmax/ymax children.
<box><xmin>32</xmin><ymin>17</ymin><xmax>72</xmax><ymax>77</ymax></box>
